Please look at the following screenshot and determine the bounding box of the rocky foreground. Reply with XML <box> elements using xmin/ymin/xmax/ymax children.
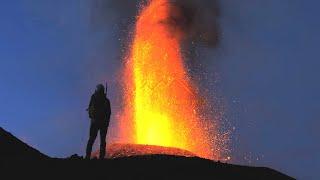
<box><xmin>0</xmin><ymin>127</ymin><xmax>294</xmax><ymax>179</ymax></box>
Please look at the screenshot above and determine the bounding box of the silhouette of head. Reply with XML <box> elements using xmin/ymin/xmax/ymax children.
<box><xmin>96</xmin><ymin>84</ymin><xmax>105</xmax><ymax>94</ymax></box>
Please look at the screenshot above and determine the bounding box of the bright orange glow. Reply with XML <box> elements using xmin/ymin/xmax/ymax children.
<box><xmin>119</xmin><ymin>0</ymin><xmax>221</xmax><ymax>159</ymax></box>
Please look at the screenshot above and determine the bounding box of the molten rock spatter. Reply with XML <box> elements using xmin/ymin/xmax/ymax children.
<box><xmin>117</xmin><ymin>0</ymin><xmax>227</xmax><ymax>160</ymax></box>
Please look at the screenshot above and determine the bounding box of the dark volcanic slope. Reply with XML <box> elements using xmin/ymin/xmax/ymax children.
<box><xmin>1</xmin><ymin>127</ymin><xmax>294</xmax><ymax>180</ymax></box>
<box><xmin>0</xmin><ymin>127</ymin><xmax>48</xmax><ymax>160</ymax></box>
<box><xmin>3</xmin><ymin>155</ymin><xmax>294</xmax><ymax>180</ymax></box>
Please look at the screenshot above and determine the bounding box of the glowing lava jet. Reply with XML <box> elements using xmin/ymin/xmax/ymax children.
<box><xmin>120</xmin><ymin>0</ymin><xmax>218</xmax><ymax>159</ymax></box>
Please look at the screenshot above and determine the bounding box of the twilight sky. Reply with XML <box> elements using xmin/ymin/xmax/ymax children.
<box><xmin>0</xmin><ymin>0</ymin><xmax>319</xmax><ymax>179</ymax></box>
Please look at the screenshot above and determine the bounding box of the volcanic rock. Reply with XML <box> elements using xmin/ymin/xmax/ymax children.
<box><xmin>1</xmin><ymin>127</ymin><xmax>294</xmax><ymax>180</ymax></box>
<box><xmin>0</xmin><ymin>127</ymin><xmax>48</xmax><ymax>160</ymax></box>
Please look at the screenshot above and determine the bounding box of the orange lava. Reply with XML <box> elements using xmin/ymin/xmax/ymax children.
<box><xmin>119</xmin><ymin>0</ymin><xmax>219</xmax><ymax>159</ymax></box>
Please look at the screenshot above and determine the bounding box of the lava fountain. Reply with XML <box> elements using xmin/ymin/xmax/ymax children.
<box><xmin>119</xmin><ymin>0</ymin><xmax>222</xmax><ymax>160</ymax></box>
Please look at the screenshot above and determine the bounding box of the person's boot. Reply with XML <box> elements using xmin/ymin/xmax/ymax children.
<box><xmin>99</xmin><ymin>150</ymin><xmax>105</xmax><ymax>160</ymax></box>
<box><xmin>85</xmin><ymin>145</ymin><xmax>92</xmax><ymax>160</ymax></box>
<box><xmin>85</xmin><ymin>154</ymin><xmax>91</xmax><ymax>160</ymax></box>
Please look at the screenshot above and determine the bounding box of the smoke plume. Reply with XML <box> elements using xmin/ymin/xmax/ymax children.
<box><xmin>169</xmin><ymin>0</ymin><xmax>220</xmax><ymax>47</ymax></box>
<box><xmin>90</xmin><ymin>0</ymin><xmax>220</xmax><ymax>48</ymax></box>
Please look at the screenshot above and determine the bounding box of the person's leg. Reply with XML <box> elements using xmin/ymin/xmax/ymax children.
<box><xmin>99</xmin><ymin>125</ymin><xmax>108</xmax><ymax>159</ymax></box>
<box><xmin>86</xmin><ymin>123</ymin><xmax>98</xmax><ymax>159</ymax></box>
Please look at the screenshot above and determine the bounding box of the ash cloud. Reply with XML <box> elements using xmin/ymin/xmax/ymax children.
<box><xmin>169</xmin><ymin>0</ymin><xmax>220</xmax><ymax>47</ymax></box>
<box><xmin>90</xmin><ymin>0</ymin><xmax>220</xmax><ymax>47</ymax></box>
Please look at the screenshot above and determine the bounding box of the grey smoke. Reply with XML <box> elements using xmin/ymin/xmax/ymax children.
<box><xmin>90</xmin><ymin>0</ymin><xmax>220</xmax><ymax>47</ymax></box>
<box><xmin>171</xmin><ymin>0</ymin><xmax>220</xmax><ymax>47</ymax></box>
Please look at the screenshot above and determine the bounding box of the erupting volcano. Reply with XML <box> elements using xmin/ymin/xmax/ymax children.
<box><xmin>118</xmin><ymin>0</ymin><xmax>223</xmax><ymax>160</ymax></box>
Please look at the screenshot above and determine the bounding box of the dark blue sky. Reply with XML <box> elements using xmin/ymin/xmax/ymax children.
<box><xmin>0</xmin><ymin>1</ymin><xmax>319</xmax><ymax>179</ymax></box>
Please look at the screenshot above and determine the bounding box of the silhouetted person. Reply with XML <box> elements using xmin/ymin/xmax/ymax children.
<box><xmin>86</xmin><ymin>84</ymin><xmax>111</xmax><ymax>159</ymax></box>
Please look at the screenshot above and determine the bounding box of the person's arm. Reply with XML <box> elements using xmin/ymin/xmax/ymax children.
<box><xmin>106</xmin><ymin>99</ymin><xmax>111</xmax><ymax>120</ymax></box>
<box><xmin>87</xmin><ymin>95</ymin><xmax>93</xmax><ymax>110</ymax></box>
<box><xmin>87</xmin><ymin>95</ymin><xmax>95</xmax><ymax>119</ymax></box>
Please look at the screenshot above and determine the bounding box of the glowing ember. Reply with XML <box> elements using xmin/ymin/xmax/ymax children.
<box><xmin>118</xmin><ymin>0</ymin><xmax>223</xmax><ymax>160</ymax></box>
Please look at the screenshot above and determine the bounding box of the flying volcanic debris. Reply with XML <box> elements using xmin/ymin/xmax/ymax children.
<box><xmin>90</xmin><ymin>0</ymin><xmax>230</xmax><ymax>160</ymax></box>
